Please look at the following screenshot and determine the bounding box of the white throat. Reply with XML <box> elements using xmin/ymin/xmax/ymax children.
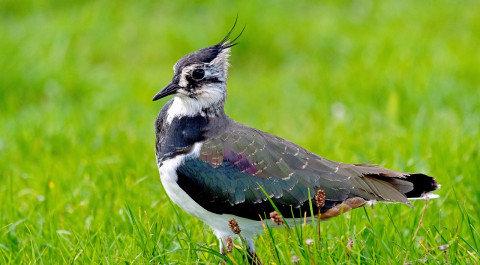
<box><xmin>166</xmin><ymin>83</ymin><xmax>226</xmax><ymax>124</ymax></box>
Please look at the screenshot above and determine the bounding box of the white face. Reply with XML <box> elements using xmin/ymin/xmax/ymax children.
<box><xmin>164</xmin><ymin>48</ymin><xmax>231</xmax><ymax>123</ymax></box>
<box><xmin>175</xmin><ymin>48</ymin><xmax>231</xmax><ymax>99</ymax></box>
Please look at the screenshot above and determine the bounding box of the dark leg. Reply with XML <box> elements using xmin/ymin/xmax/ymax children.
<box><xmin>218</xmin><ymin>236</ymin><xmax>228</xmax><ymax>265</ymax></box>
<box><xmin>247</xmin><ymin>252</ymin><xmax>262</xmax><ymax>265</ymax></box>
<box><xmin>246</xmin><ymin>238</ymin><xmax>262</xmax><ymax>265</ymax></box>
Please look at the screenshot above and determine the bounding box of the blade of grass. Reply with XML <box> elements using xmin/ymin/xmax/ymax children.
<box><xmin>257</xmin><ymin>184</ymin><xmax>291</xmax><ymax>230</ymax></box>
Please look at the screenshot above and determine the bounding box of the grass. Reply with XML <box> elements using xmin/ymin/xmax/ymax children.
<box><xmin>1</xmin><ymin>0</ymin><xmax>479</xmax><ymax>263</ymax></box>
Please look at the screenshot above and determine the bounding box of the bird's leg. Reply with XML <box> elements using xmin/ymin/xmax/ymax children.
<box><xmin>218</xmin><ymin>236</ymin><xmax>227</xmax><ymax>256</ymax></box>
<box><xmin>247</xmin><ymin>252</ymin><xmax>262</xmax><ymax>265</ymax></box>
<box><xmin>246</xmin><ymin>238</ymin><xmax>262</xmax><ymax>265</ymax></box>
<box><xmin>217</xmin><ymin>236</ymin><xmax>228</xmax><ymax>265</ymax></box>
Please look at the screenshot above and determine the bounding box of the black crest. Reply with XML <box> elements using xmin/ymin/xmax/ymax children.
<box><xmin>216</xmin><ymin>15</ymin><xmax>246</xmax><ymax>50</ymax></box>
<box><xmin>174</xmin><ymin>16</ymin><xmax>245</xmax><ymax>72</ymax></box>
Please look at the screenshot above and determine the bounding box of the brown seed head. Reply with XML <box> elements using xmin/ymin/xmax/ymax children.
<box><xmin>228</xmin><ymin>218</ymin><xmax>241</xmax><ymax>234</ymax></box>
<box><xmin>347</xmin><ymin>237</ymin><xmax>353</xmax><ymax>248</ymax></box>
<box><xmin>269</xmin><ymin>211</ymin><xmax>284</xmax><ymax>226</ymax></box>
<box><xmin>225</xmin><ymin>236</ymin><xmax>233</xmax><ymax>253</ymax></box>
<box><xmin>346</xmin><ymin>237</ymin><xmax>353</xmax><ymax>257</ymax></box>
<box><xmin>316</xmin><ymin>189</ymin><xmax>326</xmax><ymax>208</ymax></box>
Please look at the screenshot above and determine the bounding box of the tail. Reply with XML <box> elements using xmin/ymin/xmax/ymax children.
<box><xmin>318</xmin><ymin>171</ymin><xmax>439</xmax><ymax>220</ymax></box>
<box><xmin>316</xmin><ymin>164</ymin><xmax>439</xmax><ymax>220</ymax></box>
<box><xmin>346</xmin><ymin>162</ymin><xmax>439</xmax><ymax>204</ymax></box>
<box><xmin>402</xmin><ymin>173</ymin><xmax>439</xmax><ymax>199</ymax></box>
<box><xmin>362</xmin><ymin>172</ymin><xmax>439</xmax><ymax>203</ymax></box>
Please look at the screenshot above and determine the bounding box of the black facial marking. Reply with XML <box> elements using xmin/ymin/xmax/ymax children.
<box><xmin>185</xmin><ymin>75</ymin><xmax>222</xmax><ymax>90</ymax></box>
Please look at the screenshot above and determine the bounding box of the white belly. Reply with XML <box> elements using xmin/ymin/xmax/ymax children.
<box><xmin>157</xmin><ymin>142</ymin><xmax>264</xmax><ymax>239</ymax></box>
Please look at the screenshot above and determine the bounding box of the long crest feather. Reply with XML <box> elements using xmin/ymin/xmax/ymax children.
<box><xmin>218</xmin><ymin>14</ymin><xmax>246</xmax><ymax>49</ymax></box>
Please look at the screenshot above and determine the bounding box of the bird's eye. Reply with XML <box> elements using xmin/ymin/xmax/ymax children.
<box><xmin>192</xmin><ymin>69</ymin><xmax>205</xmax><ymax>80</ymax></box>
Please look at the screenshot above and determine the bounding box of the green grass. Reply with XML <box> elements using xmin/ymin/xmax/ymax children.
<box><xmin>1</xmin><ymin>0</ymin><xmax>480</xmax><ymax>263</ymax></box>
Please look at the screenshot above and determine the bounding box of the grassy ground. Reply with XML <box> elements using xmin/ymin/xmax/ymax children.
<box><xmin>1</xmin><ymin>0</ymin><xmax>480</xmax><ymax>264</ymax></box>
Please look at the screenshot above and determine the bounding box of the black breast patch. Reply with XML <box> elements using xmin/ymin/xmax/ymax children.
<box><xmin>156</xmin><ymin>115</ymin><xmax>209</xmax><ymax>162</ymax></box>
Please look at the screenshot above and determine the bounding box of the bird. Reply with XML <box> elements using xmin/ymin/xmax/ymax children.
<box><xmin>152</xmin><ymin>20</ymin><xmax>438</xmax><ymax>262</ymax></box>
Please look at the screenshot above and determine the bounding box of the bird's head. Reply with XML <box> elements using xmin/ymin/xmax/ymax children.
<box><xmin>153</xmin><ymin>20</ymin><xmax>244</xmax><ymax>115</ymax></box>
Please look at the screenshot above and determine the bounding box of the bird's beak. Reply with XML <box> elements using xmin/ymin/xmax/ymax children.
<box><xmin>152</xmin><ymin>82</ymin><xmax>180</xmax><ymax>101</ymax></box>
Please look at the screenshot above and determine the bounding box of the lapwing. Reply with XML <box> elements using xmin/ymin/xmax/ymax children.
<box><xmin>152</xmin><ymin>21</ymin><xmax>439</xmax><ymax>260</ymax></box>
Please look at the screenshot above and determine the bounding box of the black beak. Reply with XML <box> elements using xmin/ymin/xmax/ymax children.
<box><xmin>152</xmin><ymin>82</ymin><xmax>179</xmax><ymax>101</ymax></box>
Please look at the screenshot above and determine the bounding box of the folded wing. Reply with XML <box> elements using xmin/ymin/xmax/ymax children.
<box><xmin>176</xmin><ymin>122</ymin><xmax>437</xmax><ymax>220</ymax></box>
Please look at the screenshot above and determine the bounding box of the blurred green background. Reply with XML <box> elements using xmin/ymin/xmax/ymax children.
<box><xmin>1</xmin><ymin>0</ymin><xmax>479</xmax><ymax>263</ymax></box>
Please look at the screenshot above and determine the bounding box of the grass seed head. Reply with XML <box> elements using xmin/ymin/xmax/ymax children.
<box><xmin>316</xmin><ymin>189</ymin><xmax>325</xmax><ymax>208</ymax></box>
<box><xmin>347</xmin><ymin>238</ymin><xmax>353</xmax><ymax>248</ymax></box>
<box><xmin>438</xmin><ymin>244</ymin><xmax>449</xmax><ymax>250</ymax></box>
<box><xmin>291</xmin><ymin>255</ymin><xmax>300</xmax><ymax>264</ymax></box>
<box><xmin>269</xmin><ymin>211</ymin><xmax>284</xmax><ymax>226</ymax></box>
<box><xmin>346</xmin><ymin>237</ymin><xmax>353</xmax><ymax>257</ymax></box>
<box><xmin>225</xmin><ymin>236</ymin><xmax>233</xmax><ymax>253</ymax></box>
<box><xmin>228</xmin><ymin>218</ymin><xmax>241</xmax><ymax>234</ymax></box>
